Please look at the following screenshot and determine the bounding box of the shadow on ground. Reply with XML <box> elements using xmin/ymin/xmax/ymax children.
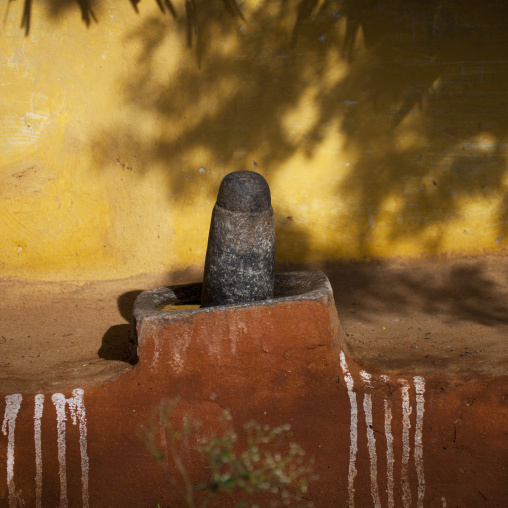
<box><xmin>98</xmin><ymin>290</ymin><xmax>143</xmax><ymax>363</ymax></box>
<box><xmin>322</xmin><ymin>255</ymin><xmax>508</xmax><ymax>375</ymax></box>
<box><xmin>326</xmin><ymin>257</ymin><xmax>508</xmax><ymax>327</ymax></box>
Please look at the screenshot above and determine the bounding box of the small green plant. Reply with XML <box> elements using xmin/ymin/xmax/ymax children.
<box><xmin>141</xmin><ymin>398</ymin><xmax>317</xmax><ymax>507</ymax></box>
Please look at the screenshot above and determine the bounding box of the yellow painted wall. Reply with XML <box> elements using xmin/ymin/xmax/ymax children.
<box><xmin>1</xmin><ymin>0</ymin><xmax>507</xmax><ymax>280</ymax></box>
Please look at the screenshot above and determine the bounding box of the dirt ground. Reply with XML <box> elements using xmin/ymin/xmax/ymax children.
<box><xmin>1</xmin><ymin>255</ymin><xmax>507</xmax><ymax>394</ymax></box>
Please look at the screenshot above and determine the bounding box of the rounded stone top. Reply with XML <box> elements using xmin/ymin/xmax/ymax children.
<box><xmin>216</xmin><ymin>171</ymin><xmax>271</xmax><ymax>212</ymax></box>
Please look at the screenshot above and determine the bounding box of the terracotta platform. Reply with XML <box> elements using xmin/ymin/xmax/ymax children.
<box><xmin>1</xmin><ymin>268</ymin><xmax>507</xmax><ymax>507</ymax></box>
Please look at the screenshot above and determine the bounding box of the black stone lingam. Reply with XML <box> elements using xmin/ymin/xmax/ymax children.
<box><xmin>201</xmin><ymin>171</ymin><xmax>275</xmax><ymax>307</ymax></box>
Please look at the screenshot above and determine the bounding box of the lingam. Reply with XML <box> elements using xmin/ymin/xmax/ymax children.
<box><xmin>201</xmin><ymin>171</ymin><xmax>275</xmax><ymax>307</ymax></box>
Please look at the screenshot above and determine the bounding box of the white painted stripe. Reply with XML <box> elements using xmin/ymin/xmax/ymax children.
<box><xmin>414</xmin><ymin>376</ymin><xmax>426</xmax><ymax>508</ymax></box>
<box><xmin>2</xmin><ymin>394</ymin><xmax>23</xmax><ymax>508</ymax></box>
<box><xmin>52</xmin><ymin>390</ymin><xmax>90</xmax><ymax>508</ymax></box>
<box><xmin>380</xmin><ymin>374</ymin><xmax>395</xmax><ymax>508</ymax></box>
<box><xmin>384</xmin><ymin>398</ymin><xmax>395</xmax><ymax>508</ymax></box>
<box><xmin>400</xmin><ymin>380</ymin><xmax>412</xmax><ymax>508</ymax></box>
<box><xmin>52</xmin><ymin>393</ymin><xmax>69</xmax><ymax>508</ymax></box>
<box><xmin>68</xmin><ymin>389</ymin><xmax>89</xmax><ymax>508</ymax></box>
<box><xmin>360</xmin><ymin>371</ymin><xmax>381</xmax><ymax>508</ymax></box>
<box><xmin>441</xmin><ymin>496</ymin><xmax>447</xmax><ymax>507</ymax></box>
<box><xmin>34</xmin><ymin>394</ymin><xmax>45</xmax><ymax>508</ymax></box>
<box><xmin>340</xmin><ymin>351</ymin><xmax>358</xmax><ymax>508</ymax></box>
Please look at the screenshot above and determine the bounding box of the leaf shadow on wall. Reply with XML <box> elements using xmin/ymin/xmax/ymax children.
<box><xmin>18</xmin><ymin>0</ymin><xmax>508</xmax><ymax>259</ymax></box>
<box><xmin>83</xmin><ymin>0</ymin><xmax>508</xmax><ymax>260</ymax></box>
<box><xmin>18</xmin><ymin>0</ymin><xmax>236</xmax><ymax>35</ymax></box>
<box><xmin>19</xmin><ymin>0</ymin><xmax>99</xmax><ymax>34</ymax></box>
<box><xmin>294</xmin><ymin>0</ymin><xmax>508</xmax><ymax>255</ymax></box>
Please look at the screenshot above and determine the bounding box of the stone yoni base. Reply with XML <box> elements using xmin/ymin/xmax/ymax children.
<box><xmin>132</xmin><ymin>271</ymin><xmax>345</xmax><ymax>375</ymax></box>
